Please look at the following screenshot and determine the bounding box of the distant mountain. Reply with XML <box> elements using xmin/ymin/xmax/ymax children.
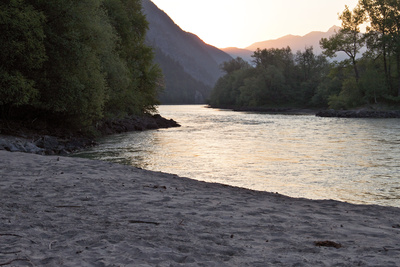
<box><xmin>221</xmin><ymin>47</ymin><xmax>254</xmax><ymax>63</ymax></box>
<box><xmin>222</xmin><ymin>26</ymin><xmax>349</xmax><ymax>62</ymax></box>
<box><xmin>246</xmin><ymin>26</ymin><xmax>341</xmax><ymax>55</ymax></box>
<box><xmin>142</xmin><ymin>0</ymin><xmax>232</xmax><ymax>104</ymax></box>
<box><xmin>153</xmin><ymin>47</ymin><xmax>211</xmax><ymax>104</ymax></box>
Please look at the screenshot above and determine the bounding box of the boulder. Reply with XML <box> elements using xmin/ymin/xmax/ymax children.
<box><xmin>35</xmin><ymin>135</ymin><xmax>59</xmax><ymax>150</ymax></box>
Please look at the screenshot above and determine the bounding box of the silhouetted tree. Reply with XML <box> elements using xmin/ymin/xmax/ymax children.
<box><xmin>320</xmin><ymin>5</ymin><xmax>366</xmax><ymax>82</ymax></box>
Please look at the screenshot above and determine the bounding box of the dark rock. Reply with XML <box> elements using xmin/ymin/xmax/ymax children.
<box><xmin>4</xmin><ymin>142</ymin><xmax>20</xmax><ymax>152</ymax></box>
<box><xmin>0</xmin><ymin>138</ymin><xmax>24</xmax><ymax>152</ymax></box>
<box><xmin>152</xmin><ymin>114</ymin><xmax>181</xmax><ymax>128</ymax></box>
<box><xmin>24</xmin><ymin>141</ymin><xmax>44</xmax><ymax>154</ymax></box>
<box><xmin>35</xmin><ymin>135</ymin><xmax>59</xmax><ymax>150</ymax></box>
<box><xmin>0</xmin><ymin>137</ymin><xmax>44</xmax><ymax>154</ymax></box>
<box><xmin>97</xmin><ymin>114</ymin><xmax>180</xmax><ymax>136</ymax></box>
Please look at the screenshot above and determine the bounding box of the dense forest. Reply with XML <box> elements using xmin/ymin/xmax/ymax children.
<box><xmin>0</xmin><ymin>0</ymin><xmax>161</xmax><ymax>131</ymax></box>
<box><xmin>209</xmin><ymin>0</ymin><xmax>400</xmax><ymax>110</ymax></box>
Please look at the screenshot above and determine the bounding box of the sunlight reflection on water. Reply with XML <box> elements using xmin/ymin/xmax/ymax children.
<box><xmin>75</xmin><ymin>105</ymin><xmax>400</xmax><ymax>207</ymax></box>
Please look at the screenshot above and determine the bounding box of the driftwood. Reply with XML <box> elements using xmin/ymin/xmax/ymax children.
<box><xmin>128</xmin><ymin>220</ymin><xmax>160</xmax><ymax>225</ymax></box>
<box><xmin>314</xmin><ymin>240</ymin><xmax>342</xmax><ymax>249</ymax></box>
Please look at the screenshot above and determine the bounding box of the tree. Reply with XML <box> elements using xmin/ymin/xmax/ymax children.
<box><xmin>0</xmin><ymin>0</ymin><xmax>46</xmax><ymax>113</ymax></box>
<box><xmin>296</xmin><ymin>47</ymin><xmax>316</xmax><ymax>82</ymax></box>
<box><xmin>27</xmin><ymin>0</ymin><xmax>113</xmax><ymax>127</ymax></box>
<box><xmin>103</xmin><ymin>0</ymin><xmax>162</xmax><ymax>116</ymax></box>
<box><xmin>320</xmin><ymin>5</ymin><xmax>366</xmax><ymax>82</ymax></box>
<box><xmin>389</xmin><ymin>0</ymin><xmax>400</xmax><ymax>95</ymax></box>
<box><xmin>220</xmin><ymin>57</ymin><xmax>251</xmax><ymax>75</ymax></box>
<box><xmin>361</xmin><ymin>0</ymin><xmax>394</xmax><ymax>93</ymax></box>
<box><xmin>0</xmin><ymin>0</ymin><xmax>163</xmax><ymax>131</ymax></box>
<box><xmin>295</xmin><ymin>47</ymin><xmax>330</xmax><ymax>105</ymax></box>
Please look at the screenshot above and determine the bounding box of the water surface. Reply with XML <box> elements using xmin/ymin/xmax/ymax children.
<box><xmin>76</xmin><ymin>105</ymin><xmax>400</xmax><ymax>207</ymax></box>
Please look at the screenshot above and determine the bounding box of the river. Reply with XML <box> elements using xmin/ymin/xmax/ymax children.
<box><xmin>75</xmin><ymin>105</ymin><xmax>400</xmax><ymax>207</ymax></box>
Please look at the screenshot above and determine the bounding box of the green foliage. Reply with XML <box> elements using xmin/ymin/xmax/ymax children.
<box><xmin>31</xmin><ymin>0</ymin><xmax>111</xmax><ymax>127</ymax></box>
<box><xmin>328</xmin><ymin>77</ymin><xmax>363</xmax><ymax>109</ymax></box>
<box><xmin>0</xmin><ymin>70</ymin><xmax>37</xmax><ymax>107</ymax></box>
<box><xmin>221</xmin><ymin>57</ymin><xmax>251</xmax><ymax>75</ymax></box>
<box><xmin>209</xmin><ymin>57</ymin><xmax>257</xmax><ymax>107</ymax></box>
<box><xmin>210</xmin><ymin>47</ymin><xmax>330</xmax><ymax>108</ymax></box>
<box><xmin>296</xmin><ymin>47</ymin><xmax>331</xmax><ymax>104</ymax></box>
<box><xmin>320</xmin><ymin>5</ymin><xmax>366</xmax><ymax>82</ymax></box>
<box><xmin>361</xmin><ymin>0</ymin><xmax>400</xmax><ymax>95</ymax></box>
<box><xmin>103</xmin><ymin>0</ymin><xmax>161</xmax><ymax>116</ymax></box>
<box><xmin>0</xmin><ymin>0</ymin><xmax>161</xmax><ymax>130</ymax></box>
<box><xmin>0</xmin><ymin>0</ymin><xmax>46</xmax><ymax>108</ymax></box>
<box><xmin>211</xmin><ymin>1</ymin><xmax>400</xmax><ymax>111</ymax></box>
<box><xmin>358</xmin><ymin>57</ymin><xmax>388</xmax><ymax>104</ymax></box>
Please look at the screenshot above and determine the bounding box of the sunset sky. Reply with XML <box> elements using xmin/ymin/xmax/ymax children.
<box><xmin>150</xmin><ymin>0</ymin><xmax>360</xmax><ymax>49</ymax></box>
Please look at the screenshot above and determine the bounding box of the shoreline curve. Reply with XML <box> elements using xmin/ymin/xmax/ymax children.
<box><xmin>1</xmin><ymin>150</ymin><xmax>399</xmax><ymax>266</ymax></box>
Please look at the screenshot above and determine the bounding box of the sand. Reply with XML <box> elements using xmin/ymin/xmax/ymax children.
<box><xmin>1</xmin><ymin>150</ymin><xmax>399</xmax><ymax>266</ymax></box>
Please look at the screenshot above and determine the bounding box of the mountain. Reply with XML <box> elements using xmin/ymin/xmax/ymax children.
<box><xmin>222</xmin><ymin>26</ymin><xmax>347</xmax><ymax>62</ymax></box>
<box><xmin>221</xmin><ymin>47</ymin><xmax>254</xmax><ymax>63</ymax></box>
<box><xmin>142</xmin><ymin>0</ymin><xmax>232</xmax><ymax>104</ymax></box>
<box><xmin>246</xmin><ymin>26</ymin><xmax>341</xmax><ymax>55</ymax></box>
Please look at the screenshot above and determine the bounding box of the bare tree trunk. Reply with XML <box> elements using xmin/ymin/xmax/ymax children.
<box><xmin>352</xmin><ymin>56</ymin><xmax>360</xmax><ymax>83</ymax></box>
<box><xmin>397</xmin><ymin>49</ymin><xmax>400</xmax><ymax>96</ymax></box>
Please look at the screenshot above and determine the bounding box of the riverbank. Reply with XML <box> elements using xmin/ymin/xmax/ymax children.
<box><xmin>316</xmin><ymin>109</ymin><xmax>400</xmax><ymax>118</ymax></box>
<box><xmin>1</xmin><ymin>150</ymin><xmax>399</xmax><ymax>266</ymax></box>
<box><xmin>209</xmin><ymin>105</ymin><xmax>400</xmax><ymax>118</ymax></box>
<box><xmin>0</xmin><ymin>114</ymin><xmax>180</xmax><ymax>155</ymax></box>
<box><xmin>208</xmin><ymin>105</ymin><xmax>318</xmax><ymax>115</ymax></box>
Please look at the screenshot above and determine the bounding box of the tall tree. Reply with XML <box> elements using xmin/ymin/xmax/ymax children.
<box><xmin>386</xmin><ymin>0</ymin><xmax>400</xmax><ymax>96</ymax></box>
<box><xmin>0</xmin><ymin>0</ymin><xmax>46</xmax><ymax>112</ymax></box>
<box><xmin>360</xmin><ymin>0</ymin><xmax>400</xmax><ymax>96</ymax></box>
<box><xmin>30</xmin><ymin>0</ymin><xmax>111</xmax><ymax>127</ymax></box>
<box><xmin>103</xmin><ymin>0</ymin><xmax>161</xmax><ymax>116</ymax></box>
<box><xmin>295</xmin><ymin>47</ymin><xmax>330</xmax><ymax>105</ymax></box>
<box><xmin>220</xmin><ymin>57</ymin><xmax>251</xmax><ymax>75</ymax></box>
<box><xmin>320</xmin><ymin>5</ymin><xmax>366</xmax><ymax>82</ymax></box>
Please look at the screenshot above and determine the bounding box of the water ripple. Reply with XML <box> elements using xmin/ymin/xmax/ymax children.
<box><xmin>75</xmin><ymin>105</ymin><xmax>400</xmax><ymax>207</ymax></box>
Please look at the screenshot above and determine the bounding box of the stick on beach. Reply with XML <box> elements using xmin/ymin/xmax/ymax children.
<box><xmin>1</xmin><ymin>150</ymin><xmax>399</xmax><ymax>266</ymax></box>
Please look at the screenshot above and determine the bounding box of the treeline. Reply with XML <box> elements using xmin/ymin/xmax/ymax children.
<box><xmin>209</xmin><ymin>48</ymin><xmax>330</xmax><ymax>108</ymax></box>
<box><xmin>0</xmin><ymin>0</ymin><xmax>161</xmax><ymax>130</ymax></box>
<box><xmin>210</xmin><ymin>0</ymin><xmax>400</xmax><ymax>110</ymax></box>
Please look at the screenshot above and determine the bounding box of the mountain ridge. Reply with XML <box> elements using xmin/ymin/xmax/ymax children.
<box><xmin>245</xmin><ymin>26</ymin><xmax>341</xmax><ymax>53</ymax></box>
<box><xmin>142</xmin><ymin>0</ymin><xmax>232</xmax><ymax>103</ymax></box>
<box><xmin>142</xmin><ymin>0</ymin><xmax>231</xmax><ymax>85</ymax></box>
<box><xmin>222</xmin><ymin>26</ymin><xmax>342</xmax><ymax>62</ymax></box>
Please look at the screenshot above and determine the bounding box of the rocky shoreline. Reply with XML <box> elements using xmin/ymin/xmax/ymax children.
<box><xmin>316</xmin><ymin>109</ymin><xmax>400</xmax><ymax>118</ymax></box>
<box><xmin>210</xmin><ymin>105</ymin><xmax>400</xmax><ymax>118</ymax></box>
<box><xmin>0</xmin><ymin>114</ymin><xmax>180</xmax><ymax>155</ymax></box>
<box><xmin>232</xmin><ymin>106</ymin><xmax>318</xmax><ymax>115</ymax></box>
<box><xmin>208</xmin><ymin>105</ymin><xmax>317</xmax><ymax>115</ymax></box>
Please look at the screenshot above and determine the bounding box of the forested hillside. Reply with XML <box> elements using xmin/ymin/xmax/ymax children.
<box><xmin>0</xmin><ymin>0</ymin><xmax>161</xmax><ymax>131</ymax></box>
<box><xmin>153</xmin><ymin>48</ymin><xmax>210</xmax><ymax>104</ymax></box>
<box><xmin>142</xmin><ymin>0</ymin><xmax>232</xmax><ymax>104</ymax></box>
<box><xmin>210</xmin><ymin>0</ymin><xmax>400</xmax><ymax>111</ymax></box>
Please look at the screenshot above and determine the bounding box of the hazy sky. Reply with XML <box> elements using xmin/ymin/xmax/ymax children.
<box><xmin>150</xmin><ymin>0</ymin><xmax>360</xmax><ymax>49</ymax></box>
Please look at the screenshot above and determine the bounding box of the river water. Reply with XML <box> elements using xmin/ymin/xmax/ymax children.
<box><xmin>75</xmin><ymin>105</ymin><xmax>400</xmax><ymax>207</ymax></box>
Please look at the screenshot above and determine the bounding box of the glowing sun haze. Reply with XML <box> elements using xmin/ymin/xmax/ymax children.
<box><xmin>150</xmin><ymin>0</ymin><xmax>360</xmax><ymax>49</ymax></box>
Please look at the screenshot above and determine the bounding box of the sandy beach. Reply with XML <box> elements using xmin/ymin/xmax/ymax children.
<box><xmin>1</xmin><ymin>150</ymin><xmax>399</xmax><ymax>266</ymax></box>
